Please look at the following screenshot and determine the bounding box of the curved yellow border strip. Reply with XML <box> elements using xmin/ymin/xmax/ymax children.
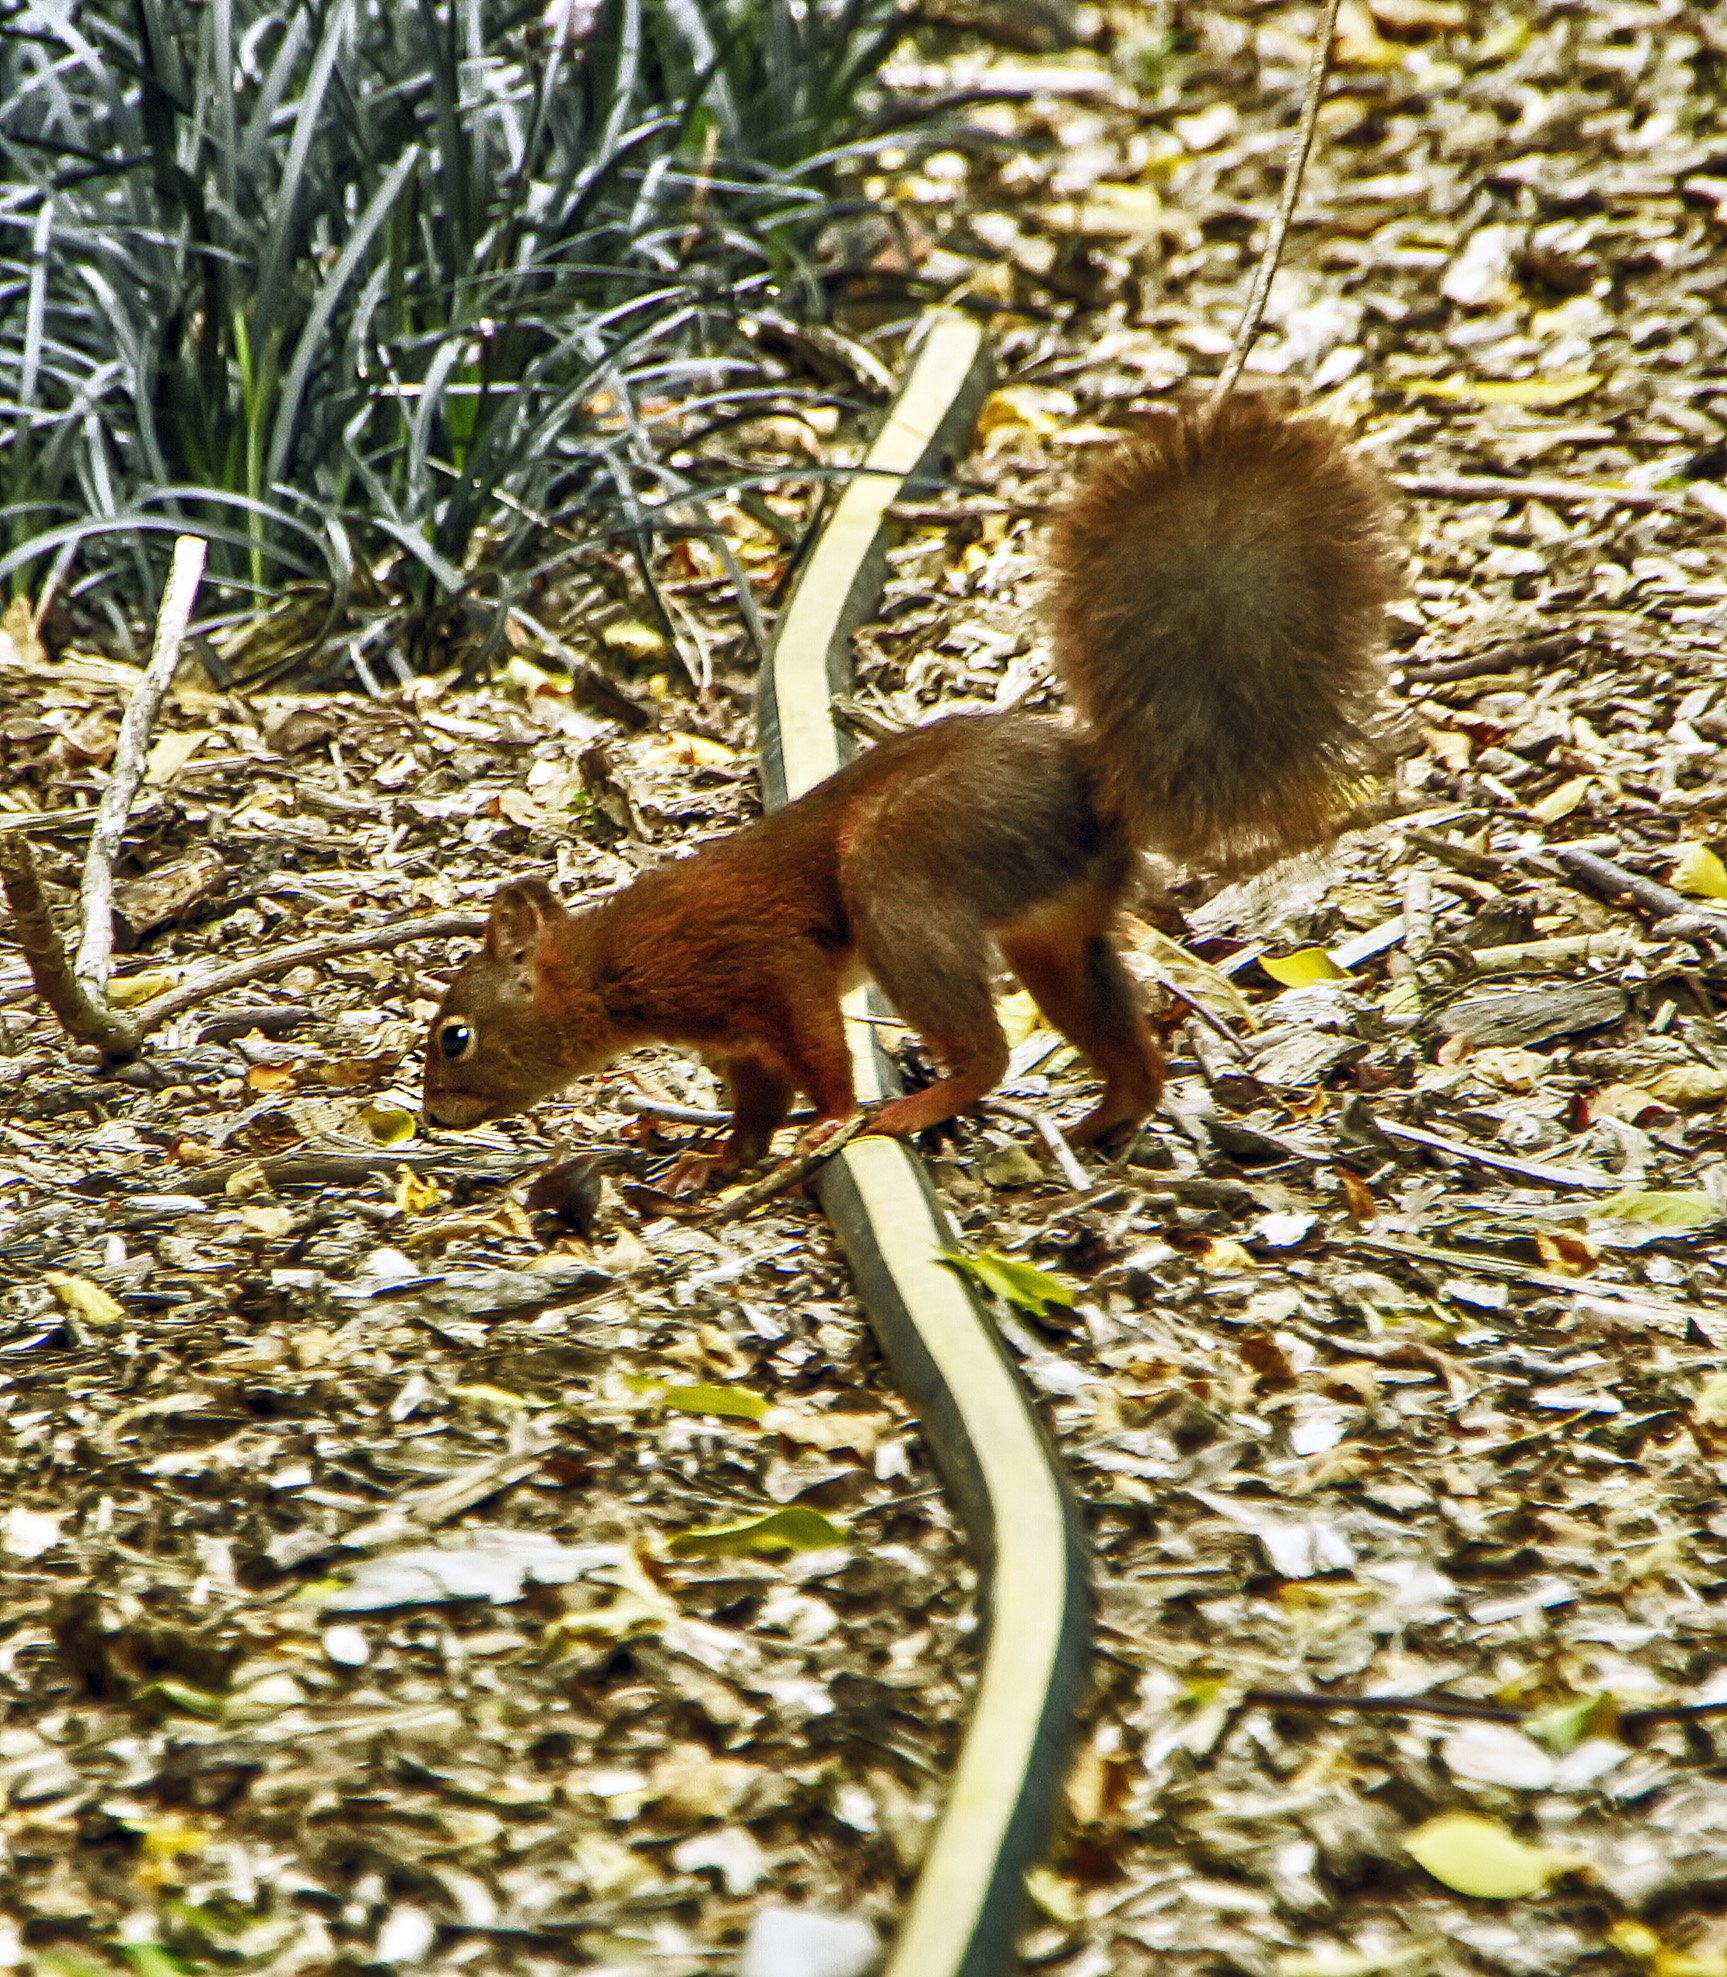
<box><xmin>758</xmin><ymin>308</ymin><xmax>1090</xmax><ymax>1977</ymax></box>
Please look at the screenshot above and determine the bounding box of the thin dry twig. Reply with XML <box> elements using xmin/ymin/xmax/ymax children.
<box><xmin>75</xmin><ymin>535</ymin><xmax>207</xmax><ymax>996</ymax></box>
<box><xmin>1206</xmin><ymin>0</ymin><xmax>1344</xmax><ymax>410</ymax></box>
<box><xmin>1246</xmin><ymin>1687</ymin><xmax>1520</xmax><ymax>1725</ymax></box>
<box><xmin>1393</xmin><ymin>471</ymin><xmax>1679</xmax><ymax>512</ymax></box>
<box><xmin>1469</xmin><ymin>931</ymin><xmax>1642</xmax><ymax>975</ymax></box>
<box><xmin>1244</xmin><ymin>1686</ymin><xmax>1727</xmax><ymax>1738</ymax></box>
<box><xmin>0</xmin><ymin>838</ymin><xmax>137</xmax><ymax>1055</ymax></box>
<box><xmin>88</xmin><ymin>1147</ymin><xmax>539</xmax><ymax>1200</ymax></box>
<box><xmin>1377</xmin><ymin>1117</ymin><xmax>1618</xmax><ymax>1191</ymax></box>
<box><xmin>0</xmin><ymin>893</ymin><xmax>485</xmax><ymax>1056</ymax></box>
<box><xmin>0</xmin><ymin>805</ymin><xmax>112</xmax><ymax>835</ymax></box>
<box><xmin>1402</xmin><ymin>634</ymin><xmax>1576</xmax><ymax>683</ymax></box>
<box><xmin>703</xmin><ymin>1113</ymin><xmax>872</xmax><ymax>1224</ymax></box>
<box><xmin>1554</xmin><ymin>845</ymin><xmax>1727</xmax><ymax>935</ymax></box>
<box><xmin>128</xmin><ymin>910</ymin><xmax>487</xmax><ymax>1035</ymax></box>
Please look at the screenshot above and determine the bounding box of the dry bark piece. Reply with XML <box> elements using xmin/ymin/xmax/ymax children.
<box><xmin>112</xmin><ymin>849</ymin><xmax>226</xmax><ymax>945</ymax></box>
<box><xmin>1439</xmin><ymin>980</ymin><xmax>1628</xmax><ymax>1049</ymax></box>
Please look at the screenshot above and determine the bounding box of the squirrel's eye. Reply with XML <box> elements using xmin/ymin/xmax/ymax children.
<box><xmin>439</xmin><ymin>1020</ymin><xmax>475</xmax><ymax>1061</ymax></box>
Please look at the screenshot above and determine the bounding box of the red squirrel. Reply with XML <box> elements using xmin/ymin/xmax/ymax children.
<box><xmin>422</xmin><ymin>397</ymin><xmax>1405</xmax><ymax>1172</ymax></box>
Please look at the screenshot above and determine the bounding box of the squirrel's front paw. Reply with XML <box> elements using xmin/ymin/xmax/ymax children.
<box><xmin>663</xmin><ymin>1149</ymin><xmax>726</xmax><ymax>1196</ymax></box>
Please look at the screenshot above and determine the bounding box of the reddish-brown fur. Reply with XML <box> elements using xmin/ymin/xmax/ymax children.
<box><xmin>424</xmin><ymin>399</ymin><xmax>1405</xmax><ymax>1173</ymax></box>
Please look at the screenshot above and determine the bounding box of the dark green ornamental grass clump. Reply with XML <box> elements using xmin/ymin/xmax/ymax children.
<box><xmin>0</xmin><ymin>0</ymin><xmax>925</xmax><ymax>686</ymax></box>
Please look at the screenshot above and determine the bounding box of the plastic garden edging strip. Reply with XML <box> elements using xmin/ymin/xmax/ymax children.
<box><xmin>755</xmin><ymin>307</ymin><xmax>1091</xmax><ymax>1977</ymax></box>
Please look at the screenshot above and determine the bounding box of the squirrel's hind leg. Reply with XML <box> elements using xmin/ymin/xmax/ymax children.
<box><xmin>848</xmin><ymin>899</ymin><xmax>1009</xmax><ymax>1139</ymax></box>
<box><xmin>999</xmin><ymin>923</ymin><xmax>1161</xmax><ymax>1146</ymax></box>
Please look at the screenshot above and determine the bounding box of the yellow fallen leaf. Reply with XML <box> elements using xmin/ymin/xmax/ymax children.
<box><xmin>1198</xmin><ymin>1237</ymin><xmax>1256</xmax><ymax>1272</ymax></box>
<box><xmin>394</xmin><ymin>1167</ymin><xmax>443</xmax><ymax>1215</ymax></box>
<box><xmin>1424</xmin><ymin>726</ymin><xmax>1471</xmax><ymax>770</ymax></box>
<box><xmin>647</xmin><ymin>731</ymin><xmax>739</xmax><ymax>772</ymax></box>
<box><xmin>108</xmin><ymin>969</ymin><xmax>174</xmax><ymax>1009</ymax></box>
<box><xmin>1064</xmin><ymin>181</ymin><xmax>1162</xmax><ymax>237</ymax></box>
<box><xmin>600</xmin><ymin>619</ymin><xmax>668</xmax><ymax>663</ymax></box>
<box><xmin>1261</xmin><ymin>947</ymin><xmax>1352</xmax><ymax>988</ymax></box>
<box><xmin>647</xmin><ymin>1742</ymin><xmax>757</xmax><ymax>1823</ymax></box>
<box><xmin>1406</xmin><ymin>374</ymin><xmax>1601</xmax><ymax>409</ymax></box>
<box><xmin>1590</xmin><ymin>1189</ymin><xmax>1717</xmax><ymax>1229</ymax></box>
<box><xmin>941</xmin><ymin>1247</ymin><xmax>1075</xmax><ymax>1316</ymax></box>
<box><xmin>499</xmin><ymin>653</ymin><xmax>568</xmax><ymax>699</ymax></box>
<box><xmin>545</xmin><ymin>1590</ymin><xmax>665</xmax><ymax>1654</ymax></box>
<box><xmin>1673</xmin><ymin>842</ymin><xmax>1727</xmax><ymax>900</ymax></box>
<box><xmin>44</xmin><ymin>1272</ymin><xmax>125</xmax><ymax>1327</ymax></box>
<box><xmin>997</xmin><ymin>989</ymin><xmax>1048</xmax><ymax>1051</ymax></box>
<box><xmin>1645</xmin><ymin>1064</ymin><xmax>1727</xmax><ymax>1108</ymax></box>
<box><xmin>1405</xmin><ymin>1812</ymin><xmax>1562</xmax><ymax>1899</ymax></box>
<box><xmin>1474</xmin><ymin>15</ymin><xmax>1530</xmax><ymax>60</ymax></box>
<box><xmin>1025</xmin><ymin>1867</ymin><xmax>1085</xmax><ymax>1925</ymax></box>
<box><xmin>977</xmin><ymin>384</ymin><xmax>1078</xmax><ymax>441</ymax></box>
<box><xmin>360</xmin><ymin>1100</ymin><xmax>416</xmax><ymax>1146</ymax></box>
<box><xmin>1693</xmin><ymin>1374</ymin><xmax>1727</xmax><ymax>1426</ymax></box>
<box><xmin>143</xmin><ymin>732</ymin><xmax>205</xmax><ymax>784</ymax></box>
<box><xmin>245</xmin><ymin>1064</ymin><xmax>298</xmax><ymax>1094</ymax></box>
<box><xmin>1381</xmin><ymin>977</ymin><xmax>1422</xmax><ymax>1021</ymax></box>
<box><xmin>1334</xmin><ymin>0</ymin><xmax>1403</xmax><ymax>67</ymax></box>
<box><xmin>1608</xmin><ymin>1922</ymin><xmax>1663</xmax><ymax>1963</ymax></box>
<box><xmin>1529</xmin><ymin>775</ymin><xmax>1592</xmax><ymax>823</ymax></box>
<box><xmin>449</xmin><ymin>1382</ymin><xmax>539</xmax><ymax>1416</ymax></box>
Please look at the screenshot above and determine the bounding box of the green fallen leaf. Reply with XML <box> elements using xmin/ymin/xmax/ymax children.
<box><xmin>659</xmin><ymin>1383</ymin><xmax>770</xmax><ymax>1421</ymax></box>
<box><xmin>1381</xmin><ymin>977</ymin><xmax>1423</xmax><ymax>1021</ymax></box>
<box><xmin>34</xmin><ymin>1954</ymin><xmax>119</xmax><ymax>1977</ymax></box>
<box><xmin>132</xmin><ymin>1679</ymin><xmax>226</xmax><ymax>1721</ymax></box>
<box><xmin>33</xmin><ymin>1953</ymin><xmax>118</xmax><ymax>1977</ymax></box>
<box><xmin>1590</xmin><ymin>1190</ymin><xmax>1718</xmax><ymax>1229</ymax></box>
<box><xmin>1261</xmin><ymin>946</ymin><xmax>1352</xmax><ymax>988</ymax></box>
<box><xmin>1405</xmin><ymin>1811</ymin><xmax>1561</xmax><ymax>1899</ymax></box>
<box><xmin>1524</xmin><ymin>1691</ymin><xmax>1615</xmax><ymax>1753</ymax></box>
<box><xmin>119</xmin><ymin>1946</ymin><xmax>196</xmax><ymax>1977</ymax></box>
<box><xmin>668</xmin><ymin>1506</ymin><xmax>847</xmax><ymax>1558</ymax></box>
<box><xmin>941</xmin><ymin>1247</ymin><xmax>1076</xmax><ymax>1318</ymax></box>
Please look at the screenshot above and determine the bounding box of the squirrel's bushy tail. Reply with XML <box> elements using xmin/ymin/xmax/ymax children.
<box><xmin>1049</xmin><ymin>396</ymin><xmax>1406</xmax><ymax>877</ymax></box>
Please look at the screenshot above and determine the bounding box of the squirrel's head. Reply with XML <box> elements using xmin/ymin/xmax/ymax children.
<box><xmin>422</xmin><ymin>878</ymin><xmax>609</xmax><ymax>1128</ymax></box>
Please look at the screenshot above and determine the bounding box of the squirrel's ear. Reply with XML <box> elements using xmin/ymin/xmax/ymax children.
<box><xmin>485</xmin><ymin>878</ymin><xmax>562</xmax><ymax>964</ymax></box>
